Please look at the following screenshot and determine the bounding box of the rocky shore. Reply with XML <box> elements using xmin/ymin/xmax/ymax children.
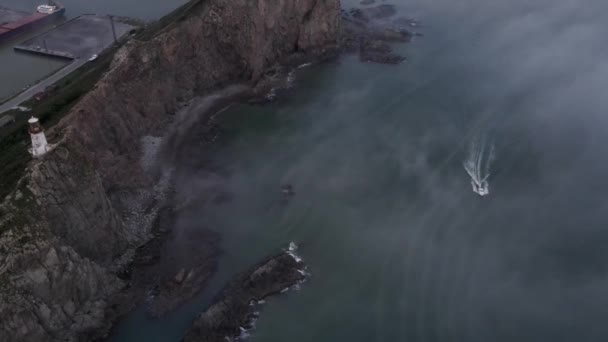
<box><xmin>0</xmin><ymin>0</ymin><xmax>419</xmax><ymax>340</ymax></box>
<box><xmin>184</xmin><ymin>244</ymin><xmax>307</xmax><ymax>342</ymax></box>
<box><xmin>114</xmin><ymin>205</ymin><xmax>221</xmax><ymax>320</ymax></box>
<box><xmin>341</xmin><ymin>4</ymin><xmax>422</xmax><ymax>64</ymax></box>
<box><xmin>0</xmin><ymin>0</ymin><xmax>339</xmax><ymax>340</ymax></box>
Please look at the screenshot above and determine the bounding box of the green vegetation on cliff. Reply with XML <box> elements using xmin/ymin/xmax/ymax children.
<box><xmin>0</xmin><ymin>54</ymin><xmax>112</xmax><ymax>200</ymax></box>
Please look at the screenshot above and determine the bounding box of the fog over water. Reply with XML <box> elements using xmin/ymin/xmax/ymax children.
<box><xmin>110</xmin><ymin>0</ymin><xmax>608</xmax><ymax>341</ymax></box>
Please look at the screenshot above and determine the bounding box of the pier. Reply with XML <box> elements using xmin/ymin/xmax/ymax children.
<box><xmin>0</xmin><ymin>15</ymin><xmax>135</xmax><ymax>115</ymax></box>
<box><xmin>14</xmin><ymin>15</ymin><xmax>134</xmax><ymax>60</ymax></box>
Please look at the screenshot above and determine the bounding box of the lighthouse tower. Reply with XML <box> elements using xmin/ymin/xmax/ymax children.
<box><xmin>28</xmin><ymin>117</ymin><xmax>49</xmax><ymax>157</ymax></box>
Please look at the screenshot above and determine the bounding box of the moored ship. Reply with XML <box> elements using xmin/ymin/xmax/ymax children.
<box><xmin>0</xmin><ymin>1</ymin><xmax>65</xmax><ymax>44</ymax></box>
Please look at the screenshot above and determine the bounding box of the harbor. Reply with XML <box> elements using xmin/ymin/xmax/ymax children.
<box><xmin>0</xmin><ymin>14</ymin><xmax>135</xmax><ymax>116</ymax></box>
<box><xmin>15</xmin><ymin>15</ymin><xmax>134</xmax><ymax>60</ymax></box>
<box><xmin>0</xmin><ymin>0</ymin><xmax>186</xmax><ymax>101</ymax></box>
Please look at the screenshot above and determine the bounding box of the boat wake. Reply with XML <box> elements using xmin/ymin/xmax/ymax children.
<box><xmin>463</xmin><ymin>134</ymin><xmax>495</xmax><ymax>196</ymax></box>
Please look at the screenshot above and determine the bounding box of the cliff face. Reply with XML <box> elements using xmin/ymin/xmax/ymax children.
<box><xmin>63</xmin><ymin>0</ymin><xmax>340</xmax><ymax>190</ymax></box>
<box><xmin>0</xmin><ymin>0</ymin><xmax>340</xmax><ymax>341</ymax></box>
<box><xmin>29</xmin><ymin>144</ymin><xmax>129</xmax><ymax>263</ymax></box>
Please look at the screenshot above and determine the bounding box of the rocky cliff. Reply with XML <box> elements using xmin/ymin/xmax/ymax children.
<box><xmin>184</xmin><ymin>247</ymin><xmax>307</xmax><ymax>342</ymax></box>
<box><xmin>0</xmin><ymin>0</ymin><xmax>340</xmax><ymax>340</ymax></box>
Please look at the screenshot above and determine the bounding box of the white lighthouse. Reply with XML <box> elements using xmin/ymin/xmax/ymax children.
<box><xmin>28</xmin><ymin>117</ymin><xmax>49</xmax><ymax>157</ymax></box>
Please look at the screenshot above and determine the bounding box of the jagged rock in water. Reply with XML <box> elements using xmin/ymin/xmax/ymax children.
<box><xmin>350</xmin><ymin>4</ymin><xmax>397</xmax><ymax>22</ymax></box>
<box><xmin>392</xmin><ymin>16</ymin><xmax>421</xmax><ymax>29</ymax></box>
<box><xmin>340</xmin><ymin>4</ymin><xmax>415</xmax><ymax>64</ymax></box>
<box><xmin>369</xmin><ymin>27</ymin><xmax>412</xmax><ymax>43</ymax></box>
<box><xmin>362</xmin><ymin>40</ymin><xmax>393</xmax><ymax>54</ymax></box>
<box><xmin>184</xmin><ymin>250</ymin><xmax>307</xmax><ymax>342</ymax></box>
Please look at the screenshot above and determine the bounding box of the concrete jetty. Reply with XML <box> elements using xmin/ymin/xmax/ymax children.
<box><xmin>0</xmin><ymin>15</ymin><xmax>135</xmax><ymax>115</ymax></box>
<box><xmin>14</xmin><ymin>15</ymin><xmax>134</xmax><ymax>60</ymax></box>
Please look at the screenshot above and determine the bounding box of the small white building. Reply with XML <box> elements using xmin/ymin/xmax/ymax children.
<box><xmin>28</xmin><ymin>117</ymin><xmax>49</xmax><ymax>157</ymax></box>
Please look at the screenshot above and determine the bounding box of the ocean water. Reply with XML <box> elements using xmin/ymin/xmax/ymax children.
<box><xmin>111</xmin><ymin>0</ymin><xmax>608</xmax><ymax>340</ymax></box>
<box><xmin>0</xmin><ymin>0</ymin><xmax>186</xmax><ymax>101</ymax></box>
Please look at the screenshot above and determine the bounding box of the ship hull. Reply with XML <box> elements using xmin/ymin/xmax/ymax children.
<box><xmin>0</xmin><ymin>6</ymin><xmax>65</xmax><ymax>44</ymax></box>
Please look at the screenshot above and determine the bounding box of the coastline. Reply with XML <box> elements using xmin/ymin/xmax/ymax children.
<box><xmin>0</xmin><ymin>0</ymin><xmax>418</xmax><ymax>340</ymax></box>
<box><xmin>103</xmin><ymin>68</ymin><xmax>324</xmax><ymax>338</ymax></box>
<box><xmin>0</xmin><ymin>0</ymin><xmax>341</xmax><ymax>339</ymax></box>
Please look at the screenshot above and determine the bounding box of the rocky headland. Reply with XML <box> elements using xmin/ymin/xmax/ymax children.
<box><xmin>184</xmin><ymin>244</ymin><xmax>307</xmax><ymax>342</ymax></box>
<box><xmin>0</xmin><ymin>0</ymin><xmax>418</xmax><ymax>341</ymax></box>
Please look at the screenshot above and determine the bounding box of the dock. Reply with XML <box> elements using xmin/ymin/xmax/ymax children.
<box><xmin>0</xmin><ymin>15</ymin><xmax>135</xmax><ymax>115</ymax></box>
<box><xmin>14</xmin><ymin>15</ymin><xmax>134</xmax><ymax>60</ymax></box>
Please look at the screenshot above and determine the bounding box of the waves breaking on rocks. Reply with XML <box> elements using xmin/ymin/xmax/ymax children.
<box><xmin>184</xmin><ymin>243</ymin><xmax>309</xmax><ymax>342</ymax></box>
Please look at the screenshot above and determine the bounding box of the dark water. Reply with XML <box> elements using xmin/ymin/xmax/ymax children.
<box><xmin>113</xmin><ymin>0</ymin><xmax>608</xmax><ymax>341</ymax></box>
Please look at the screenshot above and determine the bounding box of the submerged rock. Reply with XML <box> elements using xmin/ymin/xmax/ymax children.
<box><xmin>392</xmin><ymin>17</ymin><xmax>421</xmax><ymax>29</ymax></box>
<box><xmin>360</xmin><ymin>39</ymin><xmax>406</xmax><ymax>64</ymax></box>
<box><xmin>184</xmin><ymin>247</ymin><xmax>307</xmax><ymax>342</ymax></box>
<box><xmin>369</xmin><ymin>27</ymin><xmax>412</xmax><ymax>43</ymax></box>
<box><xmin>362</xmin><ymin>40</ymin><xmax>393</xmax><ymax>54</ymax></box>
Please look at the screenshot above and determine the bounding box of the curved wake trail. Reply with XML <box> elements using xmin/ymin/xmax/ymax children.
<box><xmin>463</xmin><ymin>134</ymin><xmax>495</xmax><ymax>196</ymax></box>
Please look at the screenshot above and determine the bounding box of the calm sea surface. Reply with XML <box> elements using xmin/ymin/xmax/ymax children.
<box><xmin>35</xmin><ymin>0</ymin><xmax>608</xmax><ymax>340</ymax></box>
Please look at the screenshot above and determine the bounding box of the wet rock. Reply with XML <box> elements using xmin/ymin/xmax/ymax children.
<box><xmin>350</xmin><ymin>4</ymin><xmax>397</xmax><ymax>22</ymax></box>
<box><xmin>392</xmin><ymin>16</ymin><xmax>420</xmax><ymax>28</ymax></box>
<box><xmin>370</xmin><ymin>27</ymin><xmax>412</xmax><ymax>43</ymax></box>
<box><xmin>362</xmin><ymin>40</ymin><xmax>393</xmax><ymax>54</ymax></box>
<box><xmin>184</xmin><ymin>248</ymin><xmax>306</xmax><ymax>342</ymax></box>
<box><xmin>340</xmin><ymin>4</ymin><xmax>416</xmax><ymax>65</ymax></box>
